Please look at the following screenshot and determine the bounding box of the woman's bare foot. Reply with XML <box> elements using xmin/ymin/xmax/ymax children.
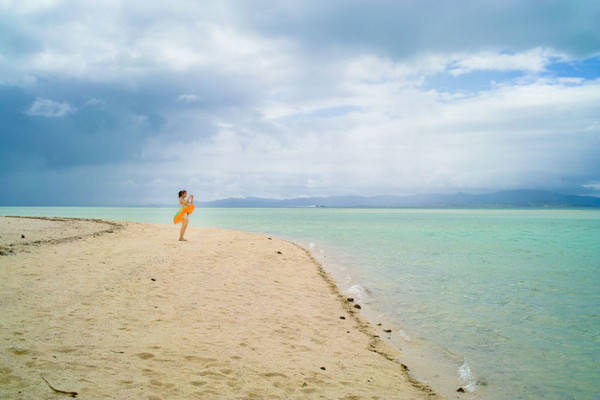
<box><xmin>179</xmin><ymin>238</ymin><xmax>188</xmax><ymax>241</ymax></box>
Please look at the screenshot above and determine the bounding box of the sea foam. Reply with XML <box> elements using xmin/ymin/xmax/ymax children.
<box><xmin>458</xmin><ymin>361</ymin><xmax>478</xmax><ymax>392</ymax></box>
<box><xmin>347</xmin><ymin>284</ymin><xmax>368</xmax><ymax>303</ymax></box>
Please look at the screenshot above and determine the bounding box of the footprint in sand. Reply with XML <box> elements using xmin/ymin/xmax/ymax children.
<box><xmin>264</xmin><ymin>372</ymin><xmax>288</xmax><ymax>379</ymax></box>
<box><xmin>9</xmin><ymin>347</ymin><xmax>31</xmax><ymax>356</ymax></box>
<box><xmin>150</xmin><ymin>379</ymin><xmax>174</xmax><ymax>389</ymax></box>
<box><xmin>55</xmin><ymin>347</ymin><xmax>78</xmax><ymax>354</ymax></box>
<box><xmin>184</xmin><ymin>355</ymin><xmax>218</xmax><ymax>363</ymax></box>
<box><xmin>136</xmin><ymin>352</ymin><xmax>155</xmax><ymax>360</ymax></box>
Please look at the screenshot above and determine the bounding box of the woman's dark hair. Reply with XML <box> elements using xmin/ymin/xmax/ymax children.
<box><xmin>178</xmin><ymin>190</ymin><xmax>187</xmax><ymax>198</ymax></box>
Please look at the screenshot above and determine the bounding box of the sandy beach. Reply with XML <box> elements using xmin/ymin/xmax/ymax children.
<box><xmin>0</xmin><ymin>216</ymin><xmax>439</xmax><ymax>400</ymax></box>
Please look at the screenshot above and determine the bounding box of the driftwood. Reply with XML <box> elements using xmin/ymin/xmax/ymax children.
<box><xmin>41</xmin><ymin>377</ymin><xmax>78</xmax><ymax>398</ymax></box>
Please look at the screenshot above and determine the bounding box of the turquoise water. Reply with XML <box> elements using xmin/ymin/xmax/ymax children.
<box><xmin>1</xmin><ymin>207</ymin><xmax>599</xmax><ymax>399</ymax></box>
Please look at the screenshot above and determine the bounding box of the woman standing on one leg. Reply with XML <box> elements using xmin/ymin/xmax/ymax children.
<box><xmin>178</xmin><ymin>190</ymin><xmax>194</xmax><ymax>241</ymax></box>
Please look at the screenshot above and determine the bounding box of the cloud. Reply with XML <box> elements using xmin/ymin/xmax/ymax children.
<box><xmin>0</xmin><ymin>0</ymin><xmax>599</xmax><ymax>205</ymax></box>
<box><xmin>447</xmin><ymin>48</ymin><xmax>566</xmax><ymax>76</ymax></box>
<box><xmin>135</xmin><ymin>72</ymin><xmax>600</xmax><ymax>199</ymax></box>
<box><xmin>582</xmin><ymin>181</ymin><xmax>600</xmax><ymax>197</ymax></box>
<box><xmin>583</xmin><ymin>181</ymin><xmax>600</xmax><ymax>189</ymax></box>
<box><xmin>26</xmin><ymin>97</ymin><xmax>76</xmax><ymax>117</ymax></box>
<box><xmin>177</xmin><ymin>94</ymin><xmax>201</xmax><ymax>103</ymax></box>
<box><xmin>83</xmin><ymin>98</ymin><xmax>105</xmax><ymax>107</ymax></box>
<box><xmin>235</xmin><ymin>0</ymin><xmax>600</xmax><ymax>59</ymax></box>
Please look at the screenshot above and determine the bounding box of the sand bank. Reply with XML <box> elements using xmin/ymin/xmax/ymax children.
<box><xmin>0</xmin><ymin>216</ymin><xmax>439</xmax><ymax>399</ymax></box>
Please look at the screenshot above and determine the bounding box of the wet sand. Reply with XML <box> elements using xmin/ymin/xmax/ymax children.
<box><xmin>0</xmin><ymin>216</ymin><xmax>439</xmax><ymax>399</ymax></box>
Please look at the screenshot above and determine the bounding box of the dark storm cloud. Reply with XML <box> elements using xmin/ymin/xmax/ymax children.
<box><xmin>0</xmin><ymin>60</ymin><xmax>264</xmax><ymax>172</ymax></box>
<box><xmin>235</xmin><ymin>0</ymin><xmax>600</xmax><ymax>58</ymax></box>
<box><xmin>1</xmin><ymin>84</ymin><xmax>155</xmax><ymax>169</ymax></box>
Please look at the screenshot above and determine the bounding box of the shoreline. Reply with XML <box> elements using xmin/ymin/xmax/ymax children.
<box><xmin>0</xmin><ymin>216</ymin><xmax>123</xmax><ymax>256</ymax></box>
<box><xmin>285</xmin><ymin>241</ymin><xmax>443</xmax><ymax>394</ymax></box>
<box><xmin>306</xmin><ymin>244</ymin><xmax>475</xmax><ymax>400</ymax></box>
<box><xmin>0</xmin><ymin>216</ymin><xmax>440</xmax><ymax>399</ymax></box>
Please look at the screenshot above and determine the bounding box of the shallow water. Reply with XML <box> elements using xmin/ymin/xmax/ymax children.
<box><xmin>2</xmin><ymin>207</ymin><xmax>599</xmax><ymax>399</ymax></box>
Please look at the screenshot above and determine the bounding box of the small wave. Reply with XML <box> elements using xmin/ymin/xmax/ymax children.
<box><xmin>347</xmin><ymin>284</ymin><xmax>368</xmax><ymax>302</ymax></box>
<box><xmin>308</xmin><ymin>242</ymin><xmax>316</xmax><ymax>249</ymax></box>
<box><xmin>397</xmin><ymin>329</ymin><xmax>411</xmax><ymax>342</ymax></box>
<box><xmin>458</xmin><ymin>361</ymin><xmax>478</xmax><ymax>392</ymax></box>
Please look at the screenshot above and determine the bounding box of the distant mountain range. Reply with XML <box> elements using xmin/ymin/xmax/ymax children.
<box><xmin>196</xmin><ymin>190</ymin><xmax>600</xmax><ymax>208</ymax></box>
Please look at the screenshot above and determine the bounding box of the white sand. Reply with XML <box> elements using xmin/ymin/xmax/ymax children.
<box><xmin>0</xmin><ymin>216</ymin><xmax>439</xmax><ymax>399</ymax></box>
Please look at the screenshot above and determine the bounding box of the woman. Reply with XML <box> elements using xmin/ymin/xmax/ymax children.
<box><xmin>178</xmin><ymin>190</ymin><xmax>194</xmax><ymax>241</ymax></box>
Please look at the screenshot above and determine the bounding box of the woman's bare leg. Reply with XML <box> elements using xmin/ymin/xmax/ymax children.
<box><xmin>179</xmin><ymin>218</ymin><xmax>189</xmax><ymax>241</ymax></box>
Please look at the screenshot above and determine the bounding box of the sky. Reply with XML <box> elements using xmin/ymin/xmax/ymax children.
<box><xmin>1</xmin><ymin>0</ymin><xmax>599</xmax><ymax>206</ymax></box>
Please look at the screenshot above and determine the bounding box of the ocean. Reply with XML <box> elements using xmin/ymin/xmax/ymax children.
<box><xmin>1</xmin><ymin>207</ymin><xmax>599</xmax><ymax>400</ymax></box>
